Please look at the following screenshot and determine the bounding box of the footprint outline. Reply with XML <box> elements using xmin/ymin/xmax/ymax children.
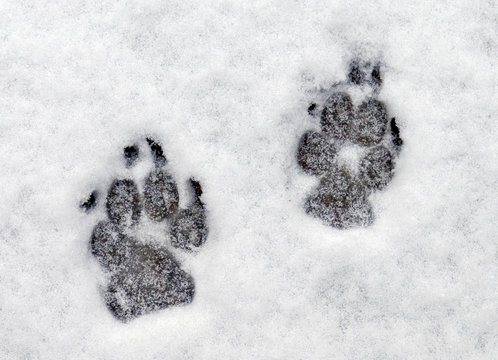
<box><xmin>84</xmin><ymin>138</ymin><xmax>207</xmax><ymax>321</ymax></box>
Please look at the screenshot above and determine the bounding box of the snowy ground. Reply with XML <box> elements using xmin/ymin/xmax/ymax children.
<box><xmin>1</xmin><ymin>0</ymin><xmax>497</xmax><ymax>359</ymax></box>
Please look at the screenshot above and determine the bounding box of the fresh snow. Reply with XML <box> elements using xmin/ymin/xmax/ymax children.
<box><xmin>0</xmin><ymin>0</ymin><xmax>497</xmax><ymax>359</ymax></box>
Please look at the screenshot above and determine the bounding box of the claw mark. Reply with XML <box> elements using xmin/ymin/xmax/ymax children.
<box><xmin>80</xmin><ymin>191</ymin><xmax>98</xmax><ymax>212</ymax></box>
<box><xmin>146</xmin><ymin>137</ymin><xmax>167</xmax><ymax>165</ymax></box>
<box><xmin>124</xmin><ymin>145</ymin><xmax>139</xmax><ymax>167</ymax></box>
<box><xmin>347</xmin><ymin>59</ymin><xmax>382</xmax><ymax>88</ymax></box>
<box><xmin>370</xmin><ymin>64</ymin><xmax>382</xmax><ymax>87</ymax></box>
<box><xmin>348</xmin><ymin>59</ymin><xmax>366</xmax><ymax>85</ymax></box>
<box><xmin>307</xmin><ymin>103</ymin><xmax>318</xmax><ymax>116</ymax></box>
<box><xmin>390</xmin><ymin>117</ymin><xmax>403</xmax><ymax>148</ymax></box>
<box><xmin>189</xmin><ymin>178</ymin><xmax>204</xmax><ymax>203</ymax></box>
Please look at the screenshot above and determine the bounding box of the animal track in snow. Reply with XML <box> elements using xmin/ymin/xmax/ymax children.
<box><xmin>82</xmin><ymin>138</ymin><xmax>207</xmax><ymax>321</ymax></box>
<box><xmin>298</xmin><ymin>59</ymin><xmax>403</xmax><ymax>229</ymax></box>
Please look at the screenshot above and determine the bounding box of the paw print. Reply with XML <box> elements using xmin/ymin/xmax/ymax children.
<box><xmin>81</xmin><ymin>138</ymin><xmax>207</xmax><ymax>321</ymax></box>
<box><xmin>298</xmin><ymin>60</ymin><xmax>403</xmax><ymax>229</ymax></box>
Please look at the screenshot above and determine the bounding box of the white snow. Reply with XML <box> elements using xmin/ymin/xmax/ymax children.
<box><xmin>1</xmin><ymin>0</ymin><xmax>497</xmax><ymax>359</ymax></box>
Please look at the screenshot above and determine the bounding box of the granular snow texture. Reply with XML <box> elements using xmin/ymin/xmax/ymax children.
<box><xmin>1</xmin><ymin>0</ymin><xmax>497</xmax><ymax>359</ymax></box>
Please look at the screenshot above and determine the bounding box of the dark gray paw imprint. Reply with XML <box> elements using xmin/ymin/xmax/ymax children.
<box><xmin>298</xmin><ymin>60</ymin><xmax>403</xmax><ymax>229</ymax></box>
<box><xmin>82</xmin><ymin>138</ymin><xmax>207</xmax><ymax>321</ymax></box>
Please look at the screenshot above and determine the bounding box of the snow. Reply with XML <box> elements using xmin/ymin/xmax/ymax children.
<box><xmin>1</xmin><ymin>0</ymin><xmax>497</xmax><ymax>359</ymax></box>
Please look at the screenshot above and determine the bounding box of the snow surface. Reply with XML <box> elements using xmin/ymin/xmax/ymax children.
<box><xmin>1</xmin><ymin>0</ymin><xmax>497</xmax><ymax>359</ymax></box>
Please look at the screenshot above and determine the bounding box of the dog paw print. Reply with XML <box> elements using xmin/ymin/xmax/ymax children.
<box><xmin>298</xmin><ymin>60</ymin><xmax>403</xmax><ymax>229</ymax></box>
<box><xmin>81</xmin><ymin>138</ymin><xmax>207</xmax><ymax>321</ymax></box>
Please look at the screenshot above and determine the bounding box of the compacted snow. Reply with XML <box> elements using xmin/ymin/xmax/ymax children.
<box><xmin>1</xmin><ymin>0</ymin><xmax>497</xmax><ymax>359</ymax></box>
